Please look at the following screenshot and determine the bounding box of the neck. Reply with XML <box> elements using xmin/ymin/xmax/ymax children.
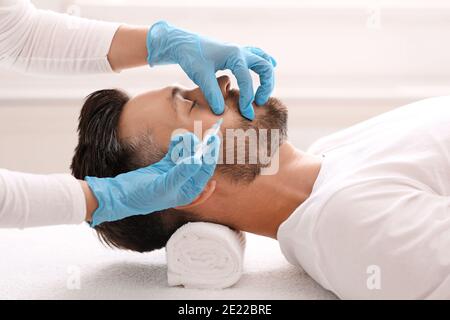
<box><xmin>197</xmin><ymin>142</ymin><xmax>322</xmax><ymax>238</ymax></box>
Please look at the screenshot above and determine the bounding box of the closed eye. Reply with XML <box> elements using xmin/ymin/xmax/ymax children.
<box><xmin>190</xmin><ymin>100</ymin><xmax>197</xmax><ymax>113</ymax></box>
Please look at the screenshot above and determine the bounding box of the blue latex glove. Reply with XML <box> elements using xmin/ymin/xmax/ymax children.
<box><xmin>85</xmin><ymin>132</ymin><xmax>220</xmax><ymax>227</ymax></box>
<box><xmin>146</xmin><ymin>20</ymin><xmax>277</xmax><ymax>120</ymax></box>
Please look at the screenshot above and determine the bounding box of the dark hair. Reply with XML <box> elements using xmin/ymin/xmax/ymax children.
<box><xmin>71</xmin><ymin>89</ymin><xmax>198</xmax><ymax>252</ymax></box>
<box><xmin>71</xmin><ymin>88</ymin><xmax>288</xmax><ymax>252</ymax></box>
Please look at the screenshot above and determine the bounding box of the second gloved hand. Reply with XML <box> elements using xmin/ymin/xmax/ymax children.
<box><xmin>85</xmin><ymin>132</ymin><xmax>220</xmax><ymax>227</ymax></box>
<box><xmin>146</xmin><ymin>20</ymin><xmax>277</xmax><ymax>120</ymax></box>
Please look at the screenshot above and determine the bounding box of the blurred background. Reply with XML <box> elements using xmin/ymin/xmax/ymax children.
<box><xmin>2</xmin><ymin>0</ymin><xmax>450</xmax><ymax>300</ymax></box>
<box><xmin>2</xmin><ymin>0</ymin><xmax>450</xmax><ymax>173</ymax></box>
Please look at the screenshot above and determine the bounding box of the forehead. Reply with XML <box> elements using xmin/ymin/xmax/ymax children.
<box><xmin>117</xmin><ymin>88</ymin><xmax>174</xmax><ymax>141</ymax></box>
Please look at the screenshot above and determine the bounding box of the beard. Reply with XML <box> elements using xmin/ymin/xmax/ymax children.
<box><xmin>217</xmin><ymin>89</ymin><xmax>288</xmax><ymax>184</ymax></box>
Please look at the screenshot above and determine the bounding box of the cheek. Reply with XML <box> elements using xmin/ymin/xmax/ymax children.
<box><xmin>186</xmin><ymin>111</ymin><xmax>219</xmax><ymax>136</ymax></box>
<box><xmin>188</xmin><ymin>109</ymin><xmax>239</xmax><ymax>138</ymax></box>
<box><xmin>149</xmin><ymin>123</ymin><xmax>174</xmax><ymax>151</ymax></box>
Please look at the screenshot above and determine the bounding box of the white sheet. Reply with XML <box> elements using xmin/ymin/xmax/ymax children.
<box><xmin>0</xmin><ymin>225</ymin><xmax>336</xmax><ymax>299</ymax></box>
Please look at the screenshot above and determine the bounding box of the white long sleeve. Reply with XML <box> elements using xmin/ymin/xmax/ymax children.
<box><xmin>0</xmin><ymin>1</ymin><xmax>119</xmax><ymax>228</ymax></box>
<box><xmin>0</xmin><ymin>0</ymin><xmax>120</xmax><ymax>74</ymax></box>
<box><xmin>0</xmin><ymin>169</ymin><xmax>86</xmax><ymax>228</ymax></box>
<box><xmin>0</xmin><ymin>0</ymin><xmax>116</xmax><ymax>227</ymax></box>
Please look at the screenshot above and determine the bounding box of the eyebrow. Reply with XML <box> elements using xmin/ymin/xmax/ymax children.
<box><xmin>171</xmin><ymin>87</ymin><xmax>181</xmax><ymax>99</ymax></box>
<box><xmin>171</xmin><ymin>86</ymin><xmax>181</xmax><ymax>110</ymax></box>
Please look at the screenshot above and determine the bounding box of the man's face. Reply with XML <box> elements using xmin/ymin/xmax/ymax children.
<box><xmin>118</xmin><ymin>75</ymin><xmax>248</xmax><ymax>146</ymax></box>
<box><xmin>118</xmin><ymin>75</ymin><xmax>287</xmax><ymax>182</ymax></box>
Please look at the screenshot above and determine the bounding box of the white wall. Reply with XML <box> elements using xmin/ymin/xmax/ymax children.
<box><xmin>1</xmin><ymin>0</ymin><xmax>449</xmax><ymax>173</ymax></box>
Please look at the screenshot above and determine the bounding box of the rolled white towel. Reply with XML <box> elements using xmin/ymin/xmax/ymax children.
<box><xmin>166</xmin><ymin>222</ymin><xmax>246</xmax><ymax>289</ymax></box>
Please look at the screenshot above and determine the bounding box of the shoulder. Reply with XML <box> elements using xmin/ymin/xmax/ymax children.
<box><xmin>314</xmin><ymin>179</ymin><xmax>450</xmax><ymax>299</ymax></box>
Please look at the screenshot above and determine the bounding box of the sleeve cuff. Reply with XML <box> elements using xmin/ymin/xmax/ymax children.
<box><xmin>52</xmin><ymin>174</ymin><xmax>87</xmax><ymax>225</ymax></box>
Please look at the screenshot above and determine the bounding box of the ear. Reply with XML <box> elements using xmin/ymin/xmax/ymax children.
<box><xmin>175</xmin><ymin>180</ymin><xmax>216</xmax><ymax>209</ymax></box>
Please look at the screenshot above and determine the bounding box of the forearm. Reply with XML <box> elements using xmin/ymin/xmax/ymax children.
<box><xmin>107</xmin><ymin>25</ymin><xmax>149</xmax><ymax>72</ymax></box>
<box><xmin>0</xmin><ymin>169</ymin><xmax>86</xmax><ymax>228</ymax></box>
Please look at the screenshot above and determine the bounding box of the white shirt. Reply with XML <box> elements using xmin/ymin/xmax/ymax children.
<box><xmin>0</xmin><ymin>0</ymin><xmax>120</xmax><ymax>228</ymax></box>
<box><xmin>277</xmin><ymin>96</ymin><xmax>450</xmax><ymax>299</ymax></box>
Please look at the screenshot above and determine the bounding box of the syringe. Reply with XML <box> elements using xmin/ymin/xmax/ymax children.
<box><xmin>194</xmin><ymin>118</ymin><xmax>223</xmax><ymax>159</ymax></box>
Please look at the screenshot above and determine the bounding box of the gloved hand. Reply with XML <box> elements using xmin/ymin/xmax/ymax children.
<box><xmin>85</xmin><ymin>132</ymin><xmax>220</xmax><ymax>227</ymax></box>
<box><xmin>146</xmin><ymin>20</ymin><xmax>277</xmax><ymax>120</ymax></box>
